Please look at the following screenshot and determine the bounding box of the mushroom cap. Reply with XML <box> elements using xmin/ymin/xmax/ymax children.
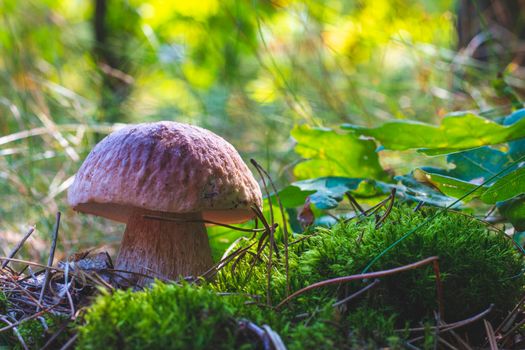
<box><xmin>68</xmin><ymin>121</ymin><xmax>263</xmax><ymax>224</ymax></box>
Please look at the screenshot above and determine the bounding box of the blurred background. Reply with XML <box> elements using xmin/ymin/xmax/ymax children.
<box><xmin>1</xmin><ymin>0</ymin><xmax>525</xmax><ymax>263</ymax></box>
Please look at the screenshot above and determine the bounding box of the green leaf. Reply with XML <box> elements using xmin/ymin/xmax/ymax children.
<box><xmin>292</xmin><ymin>177</ymin><xmax>365</xmax><ymax>209</ymax></box>
<box><xmin>292</xmin><ymin>125</ymin><xmax>387</xmax><ymax>180</ymax></box>
<box><xmin>343</xmin><ymin>111</ymin><xmax>525</xmax><ymax>154</ymax></box>
<box><xmin>513</xmin><ymin>230</ymin><xmax>525</xmax><ymax>255</ymax></box>
<box><xmin>481</xmin><ymin>167</ymin><xmax>525</xmax><ymax>203</ymax></box>
<box><xmin>413</xmin><ymin>168</ymin><xmax>482</xmax><ymax>201</ymax></box>
<box><xmin>498</xmin><ymin>196</ymin><xmax>525</xmax><ymax>231</ymax></box>
<box><xmin>503</xmin><ymin>109</ymin><xmax>525</xmax><ymax>161</ymax></box>
<box><xmin>269</xmin><ymin>177</ymin><xmax>379</xmax><ymax>210</ymax></box>
<box><xmin>445</xmin><ymin>147</ymin><xmax>513</xmax><ymax>181</ymax></box>
<box><xmin>268</xmin><ymin>185</ymin><xmax>315</xmax><ymax>208</ymax></box>
<box><xmin>379</xmin><ymin>175</ymin><xmax>459</xmax><ymax>207</ymax></box>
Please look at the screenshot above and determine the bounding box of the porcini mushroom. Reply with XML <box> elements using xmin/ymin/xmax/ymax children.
<box><xmin>68</xmin><ymin>121</ymin><xmax>262</xmax><ymax>284</ymax></box>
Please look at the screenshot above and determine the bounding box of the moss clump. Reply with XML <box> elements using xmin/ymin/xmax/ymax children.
<box><xmin>77</xmin><ymin>282</ymin><xmax>248</xmax><ymax>350</ymax></box>
<box><xmin>77</xmin><ymin>281</ymin><xmax>391</xmax><ymax>350</ymax></box>
<box><xmin>294</xmin><ymin>205</ymin><xmax>524</xmax><ymax>324</ymax></box>
<box><xmin>77</xmin><ymin>204</ymin><xmax>524</xmax><ymax>349</ymax></box>
<box><xmin>214</xmin><ymin>204</ymin><xmax>524</xmax><ymax>345</ymax></box>
<box><xmin>0</xmin><ymin>312</ymin><xmax>69</xmax><ymax>350</ymax></box>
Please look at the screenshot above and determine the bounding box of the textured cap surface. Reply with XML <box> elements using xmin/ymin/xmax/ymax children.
<box><xmin>68</xmin><ymin>121</ymin><xmax>262</xmax><ymax>224</ymax></box>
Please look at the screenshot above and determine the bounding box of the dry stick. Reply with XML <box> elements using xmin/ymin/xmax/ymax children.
<box><xmin>0</xmin><ymin>302</ymin><xmax>62</xmax><ymax>333</ymax></box>
<box><xmin>237</xmin><ymin>320</ymin><xmax>272</xmax><ymax>350</ymax></box>
<box><xmin>499</xmin><ymin>315</ymin><xmax>525</xmax><ymax>340</ymax></box>
<box><xmin>346</xmin><ymin>193</ymin><xmax>365</xmax><ymax>215</ymax></box>
<box><xmin>6</xmin><ymin>277</ymin><xmax>45</xmax><ymax>311</ymax></box>
<box><xmin>1</xmin><ymin>257</ymin><xmax>112</xmax><ymax>293</ymax></box>
<box><xmin>250</xmin><ymin>207</ymin><xmax>280</xmax><ymax>306</ymax></box>
<box><xmin>250</xmin><ymin>161</ymin><xmax>285</xmax><ymax>258</ymax></box>
<box><xmin>0</xmin><ymin>316</ymin><xmax>28</xmax><ymax>350</ymax></box>
<box><xmin>62</xmin><ymin>262</ymin><xmax>75</xmax><ymax>319</ymax></box>
<box><xmin>374</xmin><ymin>188</ymin><xmax>396</xmax><ymax>229</ymax></box>
<box><xmin>344</xmin><ymin>194</ymin><xmax>392</xmax><ymax>224</ymax></box>
<box><xmin>436</xmin><ymin>337</ymin><xmax>460</xmax><ymax>350</ymax></box>
<box><xmin>445</xmin><ymin>327</ymin><xmax>472</xmax><ymax>350</ymax></box>
<box><xmin>250</xmin><ymin>159</ymin><xmax>274</xmax><ymax>227</ymax></box>
<box><xmin>413</xmin><ymin>201</ymin><xmax>425</xmax><ymax>212</ymax></box>
<box><xmin>433</xmin><ymin>260</ymin><xmax>445</xmax><ymax>320</ymax></box>
<box><xmin>251</xmin><ymin>159</ymin><xmax>291</xmax><ymax>296</ymax></box>
<box><xmin>404</xmin><ymin>304</ymin><xmax>494</xmax><ymax>334</ymax></box>
<box><xmin>483</xmin><ymin>320</ymin><xmax>498</xmax><ymax>350</ymax></box>
<box><xmin>267</xmin><ymin>225</ymin><xmax>274</xmax><ymax>306</ymax></box>
<box><xmin>494</xmin><ymin>293</ymin><xmax>525</xmax><ymax>334</ymax></box>
<box><xmin>200</xmin><ymin>242</ymin><xmax>258</xmax><ymax>280</ymax></box>
<box><xmin>37</xmin><ymin>212</ymin><xmax>61</xmax><ymax>312</ymax></box>
<box><xmin>261</xmin><ymin>324</ymin><xmax>287</xmax><ymax>350</ymax></box>
<box><xmin>432</xmin><ymin>311</ymin><xmax>440</xmax><ymax>350</ymax></box>
<box><xmin>250</xmin><ymin>205</ymin><xmax>276</xmax><ymax>306</ymax></box>
<box><xmin>58</xmin><ymin>333</ymin><xmax>78</xmax><ymax>350</ymax></box>
<box><xmin>143</xmin><ymin>215</ymin><xmax>266</xmax><ymax>233</ymax></box>
<box><xmin>403</xmin><ymin>341</ymin><xmax>421</xmax><ymax>350</ymax></box>
<box><xmin>1</xmin><ymin>226</ymin><xmax>35</xmax><ymax>269</ymax></box>
<box><xmin>39</xmin><ymin>321</ymin><xmax>70</xmax><ymax>350</ymax></box>
<box><xmin>484</xmin><ymin>205</ymin><xmax>497</xmax><ymax>220</ymax></box>
<box><xmin>332</xmin><ymin>279</ymin><xmax>380</xmax><ymax>308</ymax></box>
<box><xmin>275</xmin><ymin>256</ymin><xmax>439</xmax><ymax>309</ymax></box>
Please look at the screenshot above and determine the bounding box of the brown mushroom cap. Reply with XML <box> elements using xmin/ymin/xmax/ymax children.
<box><xmin>68</xmin><ymin>121</ymin><xmax>262</xmax><ymax>224</ymax></box>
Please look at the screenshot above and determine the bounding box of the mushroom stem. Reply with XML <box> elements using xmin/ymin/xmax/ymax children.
<box><xmin>115</xmin><ymin>209</ymin><xmax>213</xmax><ymax>285</ymax></box>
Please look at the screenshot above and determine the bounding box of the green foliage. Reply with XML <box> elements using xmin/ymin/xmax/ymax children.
<box><xmin>498</xmin><ymin>196</ymin><xmax>525</xmax><ymax>231</ymax></box>
<box><xmin>272</xmin><ymin>173</ymin><xmax>458</xmax><ymax>213</ymax></box>
<box><xmin>285</xmin><ymin>109</ymin><xmax>525</xmax><ymax>231</ymax></box>
<box><xmin>275</xmin><ymin>177</ymin><xmax>368</xmax><ymax>209</ymax></box>
<box><xmin>413</xmin><ymin>167</ymin><xmax>479</xmax><ymax>200</ymax></box>
<box><xmin>344</xmin><ymin>111</ymin><xmax>525</xmax><ymax>155</ymax></box>
<box><xmin>292</xmin><ymin>125</ymin><xmax>387</xmax><ymax>180</ymax></box>
<box><xmin>481</xmin><ymin>167</ymin><xmax>525</xmax><ymax>203</ymax></box>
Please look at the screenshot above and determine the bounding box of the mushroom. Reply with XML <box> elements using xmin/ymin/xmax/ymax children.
<box><xmin>68</xmin><ymin>121</ymin><xmax>262</xmax><ymax>284</ymax></box>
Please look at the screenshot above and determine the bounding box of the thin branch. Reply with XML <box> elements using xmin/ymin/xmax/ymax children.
<box><xmin>58</xmin><ymin>333</ymin><xmax>78</xmax><ymax>350</ymax></box>
<box><xmin>346</xmin><ymin>193</ymin><xmax>365</xmax><ymax>215</ymax></box>
<box><xmin>332</xmin><ymin>279</ymin><xmax>380</xmax><ymax>308</ymax></box>
<box><xmin>0</xmin><ymin>316</ymin><xmax>28</xmax><ymax>350</ymax></box>
<box><xmin>375</xmin><ymin>188</ymin><xmax>396</xmax><ymax>229</ymax></box>
<box><xmin>251</xmin><ymin>159</ymin><xmax>291</xmax><ymax>296</ymax></box>
<box><xmin>143</xmin><ymin>215</ymin><xmax>266</xmax><ymax>233</ymax></box>
<box><xmin>484</xmin><ymin>319</ymin><xmax>498</xmax><ymax>350</ymax></box>
<box><xmin>276</xmin><ymin>256</ymin><xmax>439</xmax><ymax>309</ymax></box>
<box><xmin>433</xmin><ymin>260</ymin><xmax>445</xmax><ymax>320</ymax></box>
<box><xmin>1</xmin><ymin>226</ymin><xmax>35</xmax><ymax>269</ymax></box>
<box><xmin>37</xmin><ymin>212</ymin><xmax>61</xmax><ymax>312</ymax></box>
<box><xmin>402</xmin><ymin>304</ymin><xmax>493</xmax><ymax>333</ymax></box>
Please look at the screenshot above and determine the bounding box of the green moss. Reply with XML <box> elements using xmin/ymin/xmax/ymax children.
<box><xmin>77</xmin><ymin>283</ymin><xmax>248</xmax><ymax>350</ymax></box>
<box><xmin>295</xmin><ymin>205</ymin><xmax>524</xmax><ymax>323</ymax></box>
<box><xmin>214</xmin><ymin>204</ymin><xmax>524</xmax><ymax>345</ymax></box>
<box><xmin>0</xmin><ymin>291</ymin><xmax>6</xmax><ymax>314</ymax></box>
<box><xmin>77</xmin><ymin>204</ymin><xmax>525</xmax><ymax>349</ymax></box>
<box><xmin>0</xmin><ymin>313</ymin><xmax>69</xmax><ymax>350</ymax></box>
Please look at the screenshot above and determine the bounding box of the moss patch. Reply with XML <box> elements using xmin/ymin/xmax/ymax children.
<box><xmin>77</xmin><ymin>205</ymin><xmax>525</xmax><ymax>349</ymax></box>
<box><xmin>78</xmin><ymin>283</ymin><xmax>246</xmax><ymax>350</ymax></box>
